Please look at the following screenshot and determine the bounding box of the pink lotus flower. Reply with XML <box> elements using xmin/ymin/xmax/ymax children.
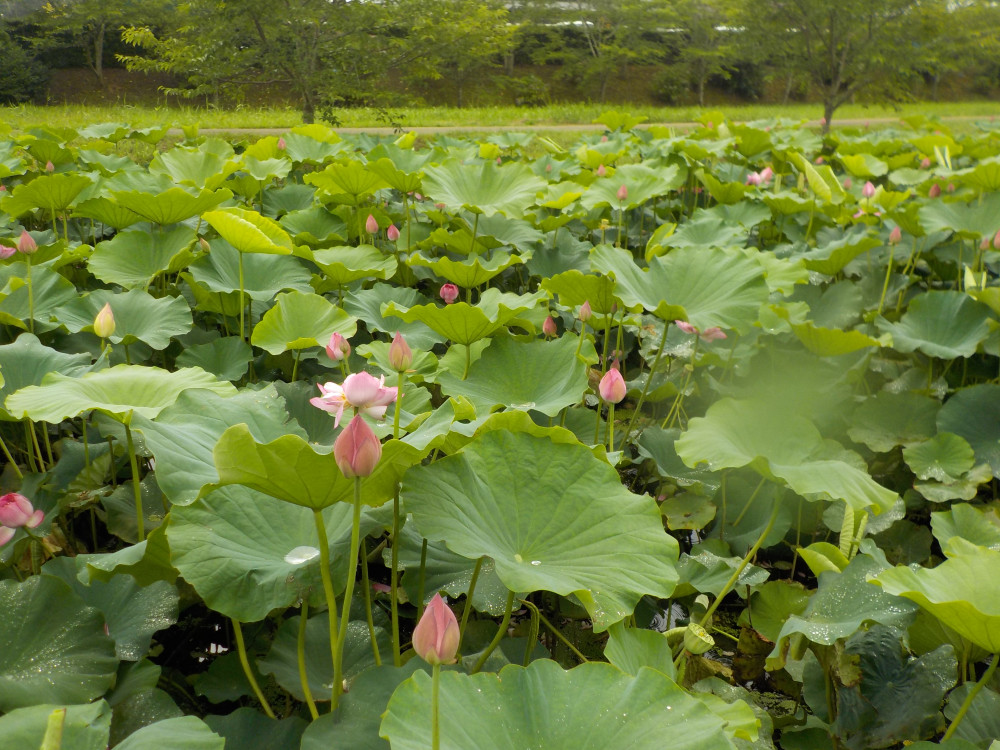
<box><xmin>0</xmin><ymin>526</ymin><xmax>14</xmax><ymax>546</ymax></box>
<box><xmin>388</xmin><ymin>332</ymin><xmax>412</xmax><ymax>372</ymax></box>
<box><xmin>333</xmin><ymin>415</ymin><xmax>382</xmax><ymax>478</ymax></box>
<box><xmin>814</xmin><ymin>156</ymin><xmax>824</xmax><ymax>165</ymax></box>
<box><xmin>616</xmin><ymin>184</ymin><xmax>628</xmax><ymax>202</ymax></box>
<box><xmin>579</xmin><ymin>300</ymin><xmax>592</xmax><ymax>322</ymax></box>
<box><xmin>888</xmin><ymin>226</ymin><xmax>902</xmax><ymax>245</ymax></box>
<box><xmin>17</xmin><ymin>230</ymin><xmax>36</xmax><ymax>255</ymax></box>
<box><xmin>45</xmin><ymin>160</ymin><xmax>54</xmax><ymax>173</ymax></box>
<box><xmin>277</xmin><ymin>137</ymin><xmax>287</xmax><ymax>151</ymax></box>
<box><xmin>412</xmin><ymin>593</ymin><xmax>460</xmax><ymax>665</ymax></box>
<box><xmin>596</xmin><ymin>164</ymin><xmax>606</xmax><ymax>177</ymax></box>
<box><xmin>920</xmin><ymin>157</ymin><xmax>931</xmax><ymax>169</ymax></box>
<box><xmin>675</xmin><ymin>319</ymin><xmax>698</xmax><ymax>335</ymax></box>
<box><xmin>929</xmin><ymin>183</ymin><xmax>941</xmax><ymax>198</ymax></box>
<box><xmin>365</xmin><ymin>214</ymin><xmax>379</xmax><ymax>234</ymax></box>
<box><xmin>700</xmin><ymin>327</ymin><xmax>727</xmax><ymax>342</ymax></box>
<box><xmin>326</xmin><ymin>332</ymin><xmax>351</xmax><ymax>362</ymax></box>
<box><xmin>947</xmin><ymin>183</ymin><xmax>956</xmax><ymax>193</ymax></box>
<box><xmin>310</xmin><ymin>371</ymin><xmax>398</xmax><ymax>427</ymax></box>
<box><xmin>759</xmin><ymin>166</ymin><xmax>773</xmax><ymax>183</ymax></box>
<box><xmin>439</xmin><ymin>283</ymin><xmax>459</xmax><ymax>305</ymax></box>
<box><xmin>542</xmin><ymin>315</ymin><xmax>557</xmax><ymax>338</ymax></box>
<box><xmin>0</xmin><ymin>493</ymin><xmax>44</xmax><ymax>529</ymax></box>
<box><xmin>843</xmin><ymin>178</ymin><xmax>853</xmax><ymax>190</ymax></box>
<box><xmin>386</xmin><ymin>224</ymin><xmax>400</xmax><ymax>242</ymax></box>
<box><xmin>0</xmin><ymin>244</ymin><xmax>14</xmax><ymax>260</ymax></box>
<box><xmin>993</xmin><ymin>230</ymin><xmax>1000</xmax><ymax>250</ymax></box>
<box><xmin>599</xmin><ymin>369</ymin><xmax>626</xmax><ymax>404</ymax></box>
<box><xmin>862</xmin><ymin>181</ymin><xmax>876</xmax><ymax>198</ymax></box>
<box><xmin>746</xmin><ymin>172</ymin><xmax>761</xmax><ymax>186</ymax></box>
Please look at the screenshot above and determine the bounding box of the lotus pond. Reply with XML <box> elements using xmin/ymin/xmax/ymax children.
<box><xmin>1</xmin><ymin>112</ymin><xmax>1000</xmax><ymax>749</ymax></box>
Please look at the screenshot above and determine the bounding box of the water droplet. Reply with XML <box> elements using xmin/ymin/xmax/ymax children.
<box><xmin>531</xmin><ymin>560</ymin><xmax>541</xmax><ymax>566</ymax></box>
<box><xmin>284</xmin><ymin>545</ymin><xmax>320</xmax><ymax>565</ymax></box>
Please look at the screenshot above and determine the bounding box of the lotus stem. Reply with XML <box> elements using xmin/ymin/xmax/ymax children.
<box><xmin>471</xmin><ymin>589</ymin><xmax>515</xmax><ymax>674</ymax></box>
<box><xmin>390</xmin><ymin>487</ymin><xmax>402</xmax><ymax>666</ymax></box>
<box><xmin>231</xmin><ymin>618</ymin><xmax>276</xmax><ymax>719</ymax></box>
<box><xmin>458</xmin><ymin>556</ymin><xmax>484</xmax><ymax>652</ymax></box>
<box><xmin>311</xmin><ymin>509</ymin><xmax>341</xmax><ymax>709</ymax></box>
<box><xmin>622</xmin><ymin>319</ymin><xmax>670</xmax><ymax>448</ymax></box>
<box><xmin>238</xmin><ymin>251</ymin><xmax>246</xmax><ymax>343</ymax></box>
<box><xmin>25</xmin><ymin>255</ymin><xmax>34</xmax><ymax>334</ymax></box>
<box><xmin>334</xmin><ymin>477</ymin><xmax>365</xmax><ymax>703</ymax></box>
<box><xmin>124</xmin><ymin>421</ymin><xmax>144</xmax><ymax>542</ymax></box>
<box><xmin>360</xmin><ymin>538</ymin><xmax>381</xmax><ymax>666</ymax></box>
<box><xmin>0</xmin><ymin>434</ymin><xmax>22</xmax><ymax>479</ymax></box>
<box><xmin>522</xmin><ymin>599</ymin><xmax>540</xmax><ymax>667</ymax></box>
<box><xmin>298</xmin><ymin>601</ymin><xmax>319</xmax><ymax>720</ymax></box>
<box><xmin>943</xmin><ymin>652</ymin><xmax>999</xmax><ymax>741</ymax></box>
<box><xmin>431</xmin><ymin>662</ymin><xmax>441</xmax><ymax>750</ymax></box>
<box><xmin>606</xmin><ymin>402</ymin><xmax>615</xmax><ymax>452</ymax></box>
<box><xmin>877</xmin><ymin>243</ymin><xmax>894</xmax><ymax>315</ymax></box>
<box><xmin>416</xmin><ymin>538</ymin><xmax>429</xmax><ymax>620</ymax></box>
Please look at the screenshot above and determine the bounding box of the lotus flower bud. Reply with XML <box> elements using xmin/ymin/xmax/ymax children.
<box><xmin>579</xmin><ymin>300</ymin><xmax>592</xmax><ymax>322</ymax></box>
<box><xmin>333</xmin><ymin>415</ymin><xmax>382</xmax><ymax>478</ymax></box>
<box><xmin>993</xmin><ymin>229</ymin><xmax>1000</xmax><ymax>250</ymax></box>
<box><xmin>814</xmin><ymin>156</ymin><xmax>824</xmax><ymax>165</ymax></box>
<box><xmin>888</xmin><ymin>226</ymin><xmax>902</xmax><ymax>245</ymax></box>
<box><xmin>596</xmin><ymin>164</ymin><xmax>606</xmax><ymax>177</ymax></box>
<box><xmin>0</xmin><ymin>244</ymin><xmax>14</xmax><ymax>259</ymax></box>
<box><xmin>599</xmin><ymin>368</ymin><xmax>626</xmax><ymax>404</ymax></box>
<box><xmin>929</xmin><ymin>183</ymin><xmax>941</xmax><ymax>198</ymax></box>
<box><xmin>542</xmin><ymin>315</ymin><xmax>557</xmax><ymax>338</ymax></box>
<box><xmin>616</xmin><ymin>184</ymin><xmax>628</xmax><ymax>202</ymax></box>
<box><xmin>45</xmin><ymin>161</ymin><xmax>54</xmax><ymax>173</ymax></box>
<box><xmin>746</xmin><ymin>172</ymin><xmax>761</xmax><ymax>186</ymax></box>
<box><xmin>386</xmin><ymin>224</ymin><xmax>400</xmax><ymax>242</ymax></box>
<box><xmin>388</xmin><ymin>332</ymin><xmax>412</xmax><ymax>372</ymax></box>
<box><xmin>843</xmin><ymin>178</ymin><xmax>853</xmax><ymax>190</ymax></box>
<box><xmin>326</xmin><ymin>332</ymin><xmax>351</xmax><ymax>362</ymax></box>
<box><xmin>759</xmin><ymin>166</ymin><xmax>773</xmax><ymax>183</ymax></box>
<box><xmin>277</xmin><ymin>137</ymin><xmax>286</xmax><ymax>151</ymax></box>
<box><xmin>365</xmin><ymin>214</ymin><xmax>379</xmax><ymax>234</ymax></box>
<box><xmin>412</xmin><ymin>593</ymin><xmax>460</xmax><ymax>665</ymax></box>
<box><xmin>0</xmin><ymin>493</ymin><xmax>44</xmax><ymax>529</ymax></box>
<box><xmin>439</xmin><ymin>283</ymin><xmax>459</xmax><ymax>305</ymax></box>
<box><xmin>862</xmin><ymin>181</ymin><xmax>876</xmax><ymax>198</ymax></box>
<box><xmin>675</xmin><ymin>319</ymin><xmax>698</xmax><ymax>335</ymax></box>
<box><xmin>17</xmin><ymin>230</ymin><xmax>37</xmax><ymax>255</ymax></box>
<box><xmin>198</xmin><ymin>237</ymin><xmax>210</xmax><ymax>252</ymax></box>
<box><xmin>920</xmin><ymin>157</ymin><xmax>931</xmax><ymax>169</ymax></box>
<box><xmin>947</xmin><ymin>183</ymin><xmax>955</xmax><ymax>193</ymax></box>
<box><xmin>93</xmin><ymin>302</ymin><xmax>115</xmax><ymax>339</ymax></box>
<box><xmin>545</xmin><ymin>163</ymin><xmax>552</xmax><ymax>173</ymax></box>
<box><xmin>700</xmin><ymin>327</ymin><xmax>727</xmax><ymax>342</ymax></box>
<box><xmin>0</xmin><ymin>526</ymin><xmax>14</xmax><ymax>546</ymax></box>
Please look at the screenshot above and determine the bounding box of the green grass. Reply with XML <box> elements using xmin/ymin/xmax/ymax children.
<box><xmin>3</xmin><ymin>100</ymin><xmax>999</xmax><ymax>133</ymax></box>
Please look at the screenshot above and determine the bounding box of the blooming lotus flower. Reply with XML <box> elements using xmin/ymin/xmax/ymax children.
<box><xmin>862</xmin><ymin>181</ymin><xmax>876</xmax><ymax>198</ymax></box>
<box><xmin>599</xmin><ymin>369</ymin><xmax>626</xmax><ymax>404</ymax></box>
<box><xmin>17</xmin><ymin>230</ymin><xmax>36</xmax><ymax>255</ymax></box>
<box><xmin>386</xmin><ymin>224</ymin><xmax>400</xmax><ymax>242</ymax></box>
<box><xmin>310</xmin><ymin>371</ymin><xmax>398</xmax><ymax>427</ymax></box>
<box><xmin>365</xmin><ymin>214</ymin><xmax>379</xmax><ymax>234</ymax></box>
<box><xmin>333</xmin><ymin>415</ymin><xmax>382</xmax><ymax>478</ymax></box>
<box><xmin>93</xmin><ymin>302</ymin><xmax>115</xmax><ymax>338</ymax></box>
<box><xmin>439</xmin><ymin>283</ymin><xmax>459</xmax><ymax>305</ymax></box>
<box><xmin>0</xmin><ymin>493</ymin><xmax>44</xmax><ymax>529</ymax></box>
<box><xmin>388</xmin><ymin>332</ymin><xmax>412</xmax><ymax>372</ymax></box>
<box><xmin>888</xmin><ymin>226</ymin><xmax>902</xmax><ymax>245</ymax></box>
<box><xmin>616</xmin><ymin>184</ymin><xmax>628</xmax><ymax>202</ymax></box>
<box><xmin>412</xmin><ymin>593</ymin><xmax>460</xmax><ymax>665</ymax></box>
<box><xmin>542</xmin><ymin>315</ymin><xmax>557</xmax><ymax>338</ymax></box>
<box><xmin>579</xmin><ymin>300</ymin><xmax>592</xmax><ymax>322</ymax></box>
<box><xmin>326</xmin><ymin>332</ymin><xmax>351</xmax><ymax>362</ymax></box>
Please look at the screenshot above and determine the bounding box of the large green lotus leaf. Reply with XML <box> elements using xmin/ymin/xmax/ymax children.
<box><xmin>149</xmin><ymin>146</ymin><xmax>238</xmax><ymax>190</ymax></box>
<box><xmin>381</xmin><ymin>660</ymin><xmax>735</xmax><ymax>750</ymax></box>
<box><xmin>112</xmin><ymin>187</ymin><xmax>232</xmax><ymax>226</ymax></box>
<box><xmin>367</xmin><ymin>154</ymin><xmax>426</xmax><ymax>193</ymax></box>
<box><xmin>304</xmin><ymin>159</ymin><xmax>389</xmax><ymax>204</ymax></box>
<box><xmin>1</xmin><ymin>172</ymin><xmax>92</xmax><ymax>216</ymax></box>
<box><xmin>540</xmin><ymin>269</ymin><xmax>618</xmax><ymax>315</ymax></box>
<box><xmin>114</xmin><ymin>716</ymin><xmax>223</xmax><ymax>750</ymax></box>
<box><xmin>931</xmin><ymin>504</ymin><xmax>1000</xmax><ymax>552</ymax></box>
<box><xmin>0</xmin><ymin>262</ymin><xmax>78</xmax><ymax>332</ymax></box>
<box><xmin>791</xmin><ymin>322</ymin><xmax>883</xmax><ymax>357</ymax></box>
<box><xmin>604</xmin><ymin>622</ymin><xmax>677</xmax><ymax>679</ymax></box>
<box><xmin>847</xmin><ymin>391</ymin><xmax>940</xmax><ymax>452</ymax></box>
<box><xmin>73</xmin><ymin>197</ymin><xmax>145</xmax><ymax>230</ymax></box>
<box><xmin>591</xmin><ymin>244</ymin><xmax>767</xmax><ymax>331</ymax></box>
<box><xmin>435</xmin><ymin>334</ymin><xmax>587</xmax><ymax>417</ymax></box>
<box><xmin>788</xmin><ymin>151</ymin><xmax>834</xmax><ymax>202</ymax></box>
<box><xmin>408</xmin><ymin>251</ymin><xmax>520</xmax><ymax>289</ymax></box>
<box><xmin>258</xmin><ymin>613</ymin><xmax>389</xmax><ymax>700</ymax></box>
<box><xmin>421</xmin><ymin>159</ymin><xmax>546</xmax><ymax>216</ymax></box>
<box><xmin>202</xmin><ymin>207</ymin><xmax>294</xmax><ymax>254</ymax></box>
<box><xmin>919</xmin><ymin>193</ymin><xmax>1000</xmax><ymax>238</ymax></box>
<box><xmin>5</xmin><ymin>364</ymin><xmax>236</xmax><ymax>422</ymax></box>
<box><xmin>637</xmin><ymin>427</ymin><xmax>723</xmax><ymax>494</ymax></box>
<box><xmin>664</xmin><ymin>214</ymin><xmax>750</xmax><ymax>251</ymax></box>
<box><xmin>839</xmin><ymin>153</ymin><xmax>889</xmax><ymax>178</ymax></box>
<box><xmin>88</xmin><ymin>225</ymin><xmax>196</xmax><ymax>289</ymax></box>
<box><xmin>0</xmin><ymin>576</ymin><xmax>118</xmax><ymax>711</ymax></box>
<box><xmin>134</xmin><ymin>386</ymin><xmax>305</xmax><ymax>505</ymax></box>
<box><xmin>937</xmin><ymin>384</ymin><xmax>1000</xmax><ymax>476</ymax></box>
<box><xmin>903</xmin><ymin>433</ymin><xmax>976</xmax><ymax>482</ymax></box>
<box><xmin>877</xmin><ymin>291</ymin><xmax>991</xmax><ymax>358</ymax></box>
<box><xmin>799</xmin><ymin>232</ymin><xmax>881</xmax><ymax>276</ymax></box>
<box><xmin>175</xmin><ymin>337</ymin><xmax>252</xmax><ymax>382</ymax></box>
<box><xmin>251</xmin><ymin>290</ymin><xmax>357</xmax><ymax>355</ymax></box>
<box><xmin>402</xmin><ymin>431</ymin><xmax>679</xmax><ymax>630</ymax></box>
<box><xmin>0</xmin><ymin>701</ymin><xmax>111</xmax><ymax>750</ymax></box>
<box><xmin>344</xmin><ymin>284</ymin><xmax>444</xmax><ymax>350</ymax></box>
<box><xmin>53</xmin><ymin>289</ymin><xmax>193</xmax><ymax>350</ymax></box>
<box><xmin>42</xmin><ymin>557</ymin><xmax>178</xmax><ymax>661</ymax></box>
<box><xmin>676</xmin><ymin>398</ymin><xmax>897</xmax><ymax>513</ymax></box>
<box><xmin>0</xmin><ymin>333</ymin><xmax>91</xmax><ymax>419</ymax></box>
<box><xmin>281</xmin><ymin>128</ymin><xmax>346</xmax><ymax>165</ymax></box>
<box><xmin>738</xmin><ymin>580</ymin><xmax>812</xmax><ymax>643</ymax></box>
<box><xmin>301</xmin><ymin>245</ymin><xmax>397</xmax><ymax>285</ymax></box>
<box><xmin>168</xmin><ymin>485</ymin><xmax>382</xmax><ymax>621</ymax></box>
<box><xmin>579</xmin><ymin>163</ymin><xmax>683</xmax><ymax>210</ymax></box>
<box><xmin>943</xmin><ymin>684</ymin><xmax>1000</xmax><ymax>748</ymax></box>
<box><xmin>204</xmin><ymin>709</ymin><xmax>306</xmax><ymax>750</ymax></box>
<box><xmin>696</xmin><ymin>169</ymin><xmax>749</xmax><ymax>204</ymax></box>
<box><xmin>383</xmin><ymin>288</ymin><xmax>547</xmax><ymax>345</ymax></box>
<box><xmin>280</xmin><ymin>206</ymin><xmax>346</xmax><ymax>246</ymax></box>
<box><xmin>768</xmin><ymin>551</ymin><xmax>918</xmax><ymax>670</ymax></box>
<box><xmin>212</xmin><ymin>424</ymin><xmax>424</xmax><ymax>510</ymax></box>
<box><xmin>872</xmin><ymin>545</ymin><xmax>1000</xmax><ymax>652</ymax></box>
<box><xmin>80</xmin><ymin>526</ymin><xmax>175</xmax><ymax>587</ymax></box>
<box><xmin>188</xmin><ymin>238</ymin><xmax>312</xmax><ymax>301</ymax></box>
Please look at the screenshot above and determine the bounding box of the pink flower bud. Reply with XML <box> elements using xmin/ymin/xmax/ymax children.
<box><xmin>542</xmin><ymin>315</ymin><xmax>557</xmax><ymax>338</ymax></box>
<box><xmin>814</xmin><ymin>156</ymin><xmax>824</xmax><ymax>165</ymax></box>
<box><xmin>0</xmin><ymin>493</ymin><xmax>44</xmax><ymax>529</ymax></box>
<box><xmin>599</xmin><ymin>368</ymin><xmax>626</xmax><ymax>404</ymax></box>
<box><xmin>579</xmin><ymin>300</ymin><xmax>592</xmax><ymax>322</ymax></box>
<box><xmin>386</xmin><ymin>224</ymin><xmax>400</xmax><ymax>242</ymax></box>
<box><xmin>326</xmin><ymin>332</ymin><xmax>351</xmax><ymax>362</ymax></box>
<box><xmin>699</xmin><ymin>327</ymin><xmax>727</xmax><ymax>342</ymax></box>
<box><xmin>746</xmin><ymin>172</ymin><xmax>761</xmax><ymax>186</ymax></box>
<box><xmin>675</xmin><ymin>319</ymin><xmax>698</xmax><ymax>335</ymax></box>
<box><xmin>843</xmin><ymin>178</ymin><xmax>853</xmax><ymax>190</ymax></box>
<box><xmin>862</xmin><ymin>181</ymin><xmax>876</xmax><ymax>198</ymax></box>
<box><xmin>929</xmin><ymin>183</ymin><xmax>941</xmax><ymax>198</ymax></box>
<box><xmin>439</xmin><ymin>283</ymin><xmax>459</xmax><ymax>305</ymax></box>
<box><xmin>0</xmin><ymin>184</ymin><xmax>5</xmax><ymax>191</ymax></box>
<box><xmin>388</xmin><ymin>332</ymin><xmax>412</xmax><ymax>372</ymax></box>
<box><xmin>412</xmin><ymin>592</ymin><xmax>460</xmax><ymax>665</ymax></box>
<box><xmin>198</xmin><ymin>237</ymin><xmax>210</xmax><ymax>252</ymax></box>
<box><xmin>947</xmin><ymin>183</ymin><xmax>955</xmax><ymax>193</ymax></box>
<box><xmin>706</xmin><ymin>121</ymin><xmax>714</xmax><ymax>130</ymax></box>
<box><xmin>45</xmin><ymin>161</ymin><xmax>54</xmax><ymax>173</ymax></box>
<box><xmin>17</xmin><ymin>230</ymin><xmax>37</xmax><ymax>255</ymax></box>
<box><xmin>545</xmin><ymin>163</ymin><xmax>552</xmax><ymax>173</ymax></box>
<box><xmin>277</xmin><ymin>137</ymin><xmax>287</xmax><ymax>151</ymax></box>
<box><xmin>93</xmin><ymin>302</ymin><xmax>115</xmax><ymax>339</ymax></box>
<box><xmin>759</xmin><ymin>166</ymin><xmax>773</xmax><ymax>183</ymax></box>
<box><xmin>333</xmin><ymin>415</ymin><xmax>382</xmax><ymax>478</ymax></box>
<box><xmin>0</xmin><ymin>244</ymin><xmax>14</xmax><ymax>260</ymax></box>
<box><xmin>596</xmin><ymin>164</ymin><xmax>606</xmax><ymax>177</ymax></box>
<box><xmin>993</xmin><ymin>230</ymin><xmax>1000</xmax><ymax>250</ymax></box>
<box><xmin>616</xmin><ymin>184</ymin><xmax>628</xmax><ymax>202</ymax></box>
<box><xmin>888</xmin><ymin>226</ymin><xmax>902</xmax><ymax>245</ymax></box>
<box><xmin>920</xmin><ymin>157</ymin><xmax>931</xmax><ymax>169</ymax></box>
<box><xmin>365</xmin><ymin>214</ymin><xmax>379</xmax><ymax>234</ymax></box>
<box><xmin>601</xmin><ymin>135</ymin><xmax>609</xmax><ymax>142</ymax></box>
<box><xmin>0</xmin><ymin>526</ymin><xmax>14</xmax><ymax>546</ymax></box>
<box><xmin>981</xmin><ymin>237</ymin><xmax>991</xmax><ymax>251</ymax></box>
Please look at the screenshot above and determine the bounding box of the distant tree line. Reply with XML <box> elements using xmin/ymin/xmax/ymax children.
<box><xmin>1</xmin><ymin>0</ymin><xmax>999</xmax><ymax>124</ymax></box>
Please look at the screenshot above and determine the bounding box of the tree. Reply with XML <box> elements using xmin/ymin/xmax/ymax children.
<box><xmin>907</xmin><ymin>1</ymin><xmax>1000</xmax><ymax>100</ymax></box>
<box><xmin>673</xmin><ymin>0</ymin><xmax>739</xmax><ymax>107</ymax></box>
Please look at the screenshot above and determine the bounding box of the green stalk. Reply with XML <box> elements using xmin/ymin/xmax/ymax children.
<box><xmin>463</xmin><ymin>344</ymin><xmax>471</xmax><ymax>380</ymax></box>
<box><xmin>390</xmin><ymin>489</ymin><xmax>402</xmax><ymax>666</ymax></box>
<box><xmin>431</xmin><ymin>662</ymin><xmax>442</xmax><ymax>750</ymax></box>
<box><xmin>298</xmin><ymin>602</ymin><xmax>319</xmax><ymax>720</ymax></box>
<box><xmin>416</xmin><ymin>538</ymin><xmax>429</xmax><ymax>620</ymax></box>
<box><xmin>0</xmin><ymin>434</ymin><xmax>23</xmax><ymax>479</ymax></box>
<box><xmin>595</xmin><ymin>314</ymin><xmax>613</xmax><ymax>443</ymax></box>
<box><xmin>458</xmin><ymin>556</ymin><xmax>484</xmax><ymax>652</ymax></box>
<box><xmin>334</xmin><ymin>478</ymin><xmax>365</xmax><ymax>703</ymax></box>
<box><xmin>622</xmin><ymin>319</ymin><xmax>669</xmax><ymax>447</ymax></box>
<box><xmin>124</xmin><ymin>421</ymin><xmax>145</xmax><ymax>542</ymax></box>
<box><xmin>606</xmin><ymin>402</ymin><xmax>615</xmax><ymax>452</ymax></box>
<box><xmin>238</xmin><ymin>251</ymin><xmax>246</xmax><ymax>343</ymax></box>
<box><xmin>877</xmin><ymin>243</ymin><xmax>895</xmax><ymax>315</ymax></box>
<box><xmin>25</xmin><ymin>255</ymin><xmax>34</xmax><ymax>334</ymax></box>
<box><xmin>943</xmin><ymin>652</ymin><xmax>999</xmax><ymax>741</ymax></box>
<box><xmin>360</xmin><ymin>538</ymin><xmax>382</xmax><ymax>666</ymax></box>
<box><xmin>22</xmin><ymin>420</ymin><xmax>38</xmax><ymax>473</ymax></box>
<box><xmin>231</xmin><ymin>619</ymin><xmax>276</xmax><ymax>719</ymax></box>
<box><xmin>522</xmin><ymin>600</ymin><xmax>539</xmax><ymax>667</ymax></box>
<box><xmin>311</xmin><ymin>509</ymin><xmax>341</xmax><ymax>708</ymax></box>
<box><xmin>660</xmin><ymin>337</ymin><xmax>701</xmax><ymax>429</ymax></box>
<box><xmin>471</xmin><ymin>589</ymin><xmax>516</xmax><ymax>674</ymax></box>
<box><xmin>291</xmin><ymin>350</ymin><xmax>301</xmax><ymax>382</ymax></box>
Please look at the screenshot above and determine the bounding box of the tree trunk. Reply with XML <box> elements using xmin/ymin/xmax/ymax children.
<box><xmin>782</xmin><ymin>71</ymin><xmax>794</xmax><ymax>105</ymax></box>
<box><xmin>698</xmin><ymin>76</ymin><xmax>705</xmax><ymax>108</ymax></box>
<box><xmin>503</xmin><ymin>50</ymin><xmax>514</xmax><ymax>76</ymax></box>
<box><xmin>94</xmin><ymin>24</ymin><xmax>104</xmax><ymax>88</ymax></box>
<box><xmin>302</xmin><ymin>97</ymin><xmax>315</xmax><ymax>124</ymax></box>
<box><xmin>822</xmin><ymin>98</ymin><xmax>835</xmax><ymax>133</ymax></box>
<box><xmin>599</xmin><ymin>71</ymin><xmax>610</xmax><ymax>103</ymax></box>
<box><xmin>931</xmin><ymin>73</ymin><xmax>940</xmax><ymax>102</ymax></box>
